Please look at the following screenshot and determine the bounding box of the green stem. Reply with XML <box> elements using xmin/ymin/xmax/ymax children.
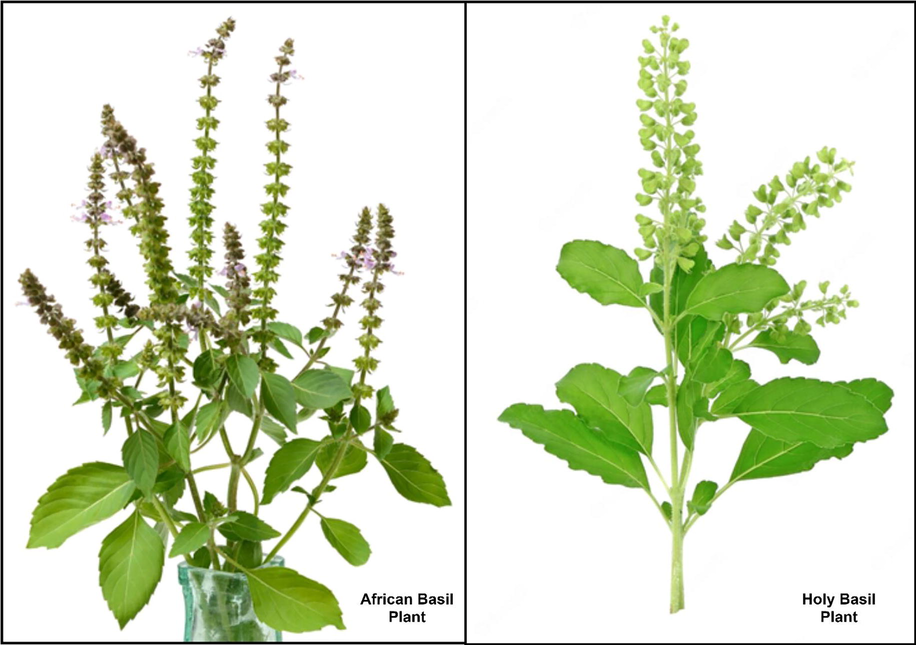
<box><xmin>265</xmin><ymin>436</ymin><xmax>348</xmax><ymax>563</ymax></box>
<box><xmin>191</xmin><ymin>462</ymin><xmax>232</xmax><ymax>475</ymax></box>
<box><xmin>295</xmin><ymin>263</ymin><xmax>358</xmax><ymax>380</ymax></box>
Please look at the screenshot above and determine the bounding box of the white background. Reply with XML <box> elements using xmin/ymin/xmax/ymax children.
<box><xmin>2</xmin><ymin>4</ymin><xmax>464</xmax><ymax>642</ymax></box>
<box><xmin>468</xmin><ymin>4</ymin><xmax>914</xmax><ymax>643</ymax></box>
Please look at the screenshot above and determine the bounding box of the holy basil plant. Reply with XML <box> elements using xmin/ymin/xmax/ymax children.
<box><xmin>20</xmin><ymin>18</ymin><xmax>449</xmax><ymax>633</ymax></box>
<box><xmin>498</xmin><ymin>16</ymin><xmax>891</xmax><ymax>614</ymax></box>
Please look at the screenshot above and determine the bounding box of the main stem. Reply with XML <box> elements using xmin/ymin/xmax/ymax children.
<box><xmin>660</xmin><ymin>30</ymin><xmax>685</xmax><ymax>614</ymax></box>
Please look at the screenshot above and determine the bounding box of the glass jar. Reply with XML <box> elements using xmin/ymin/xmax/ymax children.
<box><xmin>178</xmin><ymin>556</ymin><xmax>284</xmax><ymax>642</ymax></box>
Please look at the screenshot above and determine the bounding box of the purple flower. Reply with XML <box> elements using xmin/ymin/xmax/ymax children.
<box><xmin>191</xmin><ymin>300</ymin><xmax>203</xmax><ymax>309</ymax></box>
<box><xmin>70</xmin><ymin>214</ymin><xmax>88</xmax><ymax>223</ymax></box>
<box><xmin>218</xmin><ymin>266</ymin><xmax>229</xmax><ymax>277</ymax></box>
<box><xmin>188</xmin><ymin>47</ymin><xmax>204</xmax><ymax>57</ymax></box>
<box><xmin>99</xmin><ymin>213</ymin><xmax>113</xmax><ymax>223</ymax></box>
<box><xmin>288</xmin><ymin>69</ymin><xmax>304</xmax><ymax>81</ymax></box>
<box><xmin>234</xmin><ymin>263</ymin><xmax>247</xmax><ymax>277</ymax></box>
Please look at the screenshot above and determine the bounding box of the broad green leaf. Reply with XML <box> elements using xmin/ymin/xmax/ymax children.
<box><xmin>154</xmin><ymin>466</ymin><xmax>186</xmax><ymax>506</ymax></box>
<box><xmin>729</xmin><ymin>377</ymin><xmax>888</xmax><ymax>448</ymax></box>
<box><xmin>373</xmin><ymin>427</ymin><xmax>394</xmax><ymax>459</ymax></box>
<box><xmin>195</xmin><ymin>401</ymin><xmax>228</xmax><ymax>443</ymax></box>
<box><xmin>377</xmin><ymin>443</ymin><xmax>453</xmax><ymax>505</ymax></box>
<box><xmin>694</xmin><ymin>345</ymin><xmax>733</xmax><ymax>383</ymax></box>
<box><xmin>618</xmin><ymin>367</ymin><xmax>659</xmax><ymax>406</ymax></box>
<box><xmin>325</xmin><ymin>365</ymin><xmax>354</xmax><ymax>386</ymax></box>
<box><xmin>122</xmin><ymin>429</ymin><xmax>159</xmax><ymax>497</ymax></box>
<box><xmin>169</xmin><ymin>521</ymin><xmax>210</xmax><ymax>557</ymax></box>
<box><xmin>556</xmin><ymin>240</ymin><xmax>646</xmax><ymax>308</ymax></box>
<box><xmin>268</xmin><ymin>322</ymin><xmax>303</xmax><ymax>348</ymax></box>
<box><xmin>262</xmin><ymin>438</ymin><xmax>323</xmax><ymax>504</ymax></box>
<box><xmin>193</xmin><ymin>349</ymin><xmax>224</xmax><ymax>389</ymax></box>
<box><xmin>730</xmin><ymin>430</ymin><xmax>854</xmax><ymax>482</ymax></box>
<box><xmin>683</xmin><ymin>263</ymin><xmax>789</xmax><ymax>320</ymax></box>
<box><xmin>291</xmin><ymin>370</ymin><xmax>352</xmax><ymax>409</ymax></box>
<box><xmin>317</xmin><ymin>441</ymin><xmax>367</xmax><ymax>479</ymax></box>
<box><xmin>836</xmin><ymin>378</ymin><xmax>894</xmax><ymax>413</ymax></box>
<box><xmin>246</xmin><ymin>566</ymin><xmax>345</xmax><ymax>632</ymax></box>
<box><xmin>749</xmin><ymin>330</ymin><xmax>820</xmax><ymax>365</ymax></box>
<box><xmin>306</xmin><ymin>326</ymin><xmax>329</xmax><ymax>344</ymax></box>
<box><xmin>99</xmin><ymin>509</ymin><xmax>164</xmax><ymax>628</ymax></box>
<box><xmin>320</xmin><ymin>518</ymin><xmax>371</xmax><ymax>566</ymax></box>
<box><xmin>261</xmin><ymin>372</ymin><xmax>298</xmax><ymax>432</ymax></box>
<box><xmin>28</xmin><ymin>462</ymin><xmax>137</xmax><ymax>549</ymax></box>
<box><xmin>217</xmin><ymin>511</ymin><xmax>281</xmax><ymax>542</ymax></box>
<box><xmin>260</xmin><ymin>415</ymin><xmax>288</xmax><ymax>445</ymax></box>
<box><xmin>226</xmin><ymin>355</ymin><xmax>260</xmax><ymax>398</ymax></box>
<box><xmin>164</xmin><ymin>421</ymin><xmax>191</xmax><ymax>473</ymax></box>
<box><xmin>498</xmin><ymin>404</ymin><xmax>648</xmax><ymax>490</ymax></box>
<box><xmin>711</xmin><ymin>379</ymin><xmax>760</xmax><ymax>415</ymax></box>
<box><xmin>687</xmin><ymin>480</ymin><xmax>718</xmax><ymax>516</ymax></box>
<box><xmin>555</xmin><ymin>363</ymin><xmax>653</xmax><ymax>455</ymax></box>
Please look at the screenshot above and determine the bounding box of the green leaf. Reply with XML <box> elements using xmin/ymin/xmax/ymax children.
<box><xmin>112</xmin><ymin>360</ymin><xmax>140</xmax><ymax>379</ymax></box>
<box><xmin>377</xmin><ymin>443</ymin><xmax>452</xmax><ymax>506</ymax></box>
<box><xmin>271</xmin><ymin>338</ymin><xmax>294</xmax><ymax>359</ymax></box>
<box><xmin>687</xmin><ymin>480</ymin><xmax>718</xmax><ymax>516</ymax></box>
<box><xmin>99</xmin><ymin>509</ymin><xmax>164</xmax><ymax>628</ymax></box>
<box><xmin>711</xmin><ymin>379</ymin><xmax>760</xmax><ymax>415</ymax></box>
<box><xmin>349</xmin><ymin>404</ymin><xmax>371</xmax><ymax>433</ymax></box>
<box><xmin>262</xmin><ymin>438</ymin><xmax>323</xmax><ymax>504</ymax></box>
<box><xmin>268</xmin><ymin>322</ymin><xmax>303</xmax><ymax>348</ymax></box>
<box><xmin>122</xmin><ymin>429</ymin><xmax>159</xmax><ymax>496</ymax></box>
<box><xmin>236</xmin><ymin>540</ymin><xmax>264</xmax><ymax>569</ymax></box>
<box><xmin>307</xmin><ymin>326</ymin><xmax>330</xmax><ymax>344</ymax></box>
<box><xmin>376</xmin><ymin>386</ymin><xmax>395</xmax><ymax>421</ymax></box>
<box><xmin>227</xmin><ymin>382</ymin><xmax>253</xmax><ymax>418</ymax></box>
<box><xmin>195</xmin><ymin>401</ymin><xmax>228</xmax><ymax>443</ymax></box>
<box><xmin>676</xmin><ymin>316</ymin><xmax>725</xmax><ymax>370</ymax></box>
<box><xmin>260</xmin><ymin>415</ymin><xmax>288</xmax><ymax>445</ymax></box>
<box><xmin>28</xmin><ymin>462</ymin><xmax>137</xmax><ymax>549</ymax></box>
<box><xmin>292</xmin><ymin>370</ymin><xmax>353</xmax><ymax>409</ymax></box>
<box><xmin>226</xmin><ymin>355</ymin><xmax>260</xmax><ymax>398</ymax></box>
<box><xmin>556</xmin><ymin>363</ymin><xmax>653</xmax><ymax>455</ymax></box>
<box><xmin>708</xmin><ymin>359</ymin><xmax>751</xmax><ymax>398</ymax></box>
<box><xmin>154</xmin><ymin>466</ymin><xmax>186</xmax><ymax>506</ymax></box>
<box><xmin>261</xmin><ymin>372</ymin><xmax>298</xmax><ymax>432</ymax></box>
<box><xmin>749</xmin><ymin>330</ymin><xmax>820</xmax><ymax>365</ymax></box>
<box><xmin>498</xmin><ymin>404</ymin><xmax>648</xmax><ymax>490</ymax></box>
<box><xmin>556</xmin><ymin>240</ymin><xmax>646</xmax><ymax>308</ymax></box>
<box><xmin>325</xmin><ymin>365</ymin><xmax>355</xmax><ymax>386</ymax></box>
<box><xmin>661</xmin><ymin>501</ymin><xmax>672</xmax><ymax>522</ymax></box>
<box><xmin>188</xmin><ymin>547</ymin><xmax>211</xmax><ymax>568</ymax></box>
<box><xmin>193</xmin><ymin>349</ymin><xmax>224</xmax><ymax>389</ymax></box>
<box><xmin>729</xmin><ymin>377</ymin><xmax>888</xmax><ymax>448</ymax></box>
<box><xmin>169</xmin><ymin>521</ymin><xmax>210</xmax><ymax>557</ymax></box>
<box><xmin>217</xmin><ymin>511</ymin><xmax>281</xmax><ymax>542</ymax></box>
<box><xmin>731</xmin><ymin>430</ymin><xmax>854</xmax><ymax>482</ymax></box>
<box><xmin>645</xmin><ymin>384</ymin><xmax>668</xmax><ymax>406</ymax></box>
<box><xmin>320</xmin><ymin>518</ymin><xmax>371</xmax><ymax>566</ymax></box>
<box><xmin>683</xmin><ymin>263</ymin><xmax>790</xmax><ymax>320</ymax></box>
<box><xmin>373</xmin><ymin>428</ymin><xmax>394</xmax><ymax>460</ymax></box>
<box><xmin>164</xmin><ymin>421</ymin><xmax>191</xmax><ymax>473</ymax></box>
<box><xmin>676</xmin><ymin>379</ymin><xmax>705</xmax><ymax>449</ymax></box>
<box><xmin>102</xmin><ymin>401</ymin><xmax>113</xmax><ymax>434</ymax></box>
<box><xmin>317</xmin><ymin>442</ymin><xmax>368</xmax><ymax>479</ymax></box>
<box><xmin>618</xmin><ymin>367</ymin><xmax>659</xmax><ymax>406</ymax></box>
<box><xmin>694</xmin><ymin>345</ymin><xmax>733</xmax><ymax>383</ymax></box>
<box><xmin>246</xmin><ymin>566</ymin><xmax>345</xmax><ymax>632</ymax></box>
<box><xmin>650</xmin><ymin>244</ymin><xmax>712</xmax><ymax>323</ymax></box>
<box><xmin>836</xmin><ymin>378</ymin><xmax>894</xmax><ymax>413</ymax></box>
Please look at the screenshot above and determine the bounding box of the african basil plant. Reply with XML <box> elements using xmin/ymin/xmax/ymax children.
<box><xmin>20</xmin><ymin>18</ymin><xmax>449</xmax><ymax>634</ymax></box>
<box><xmin>498</xmin><ymin>16</ymin><xmax>892</xmax><ymax>613</ymax></box>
